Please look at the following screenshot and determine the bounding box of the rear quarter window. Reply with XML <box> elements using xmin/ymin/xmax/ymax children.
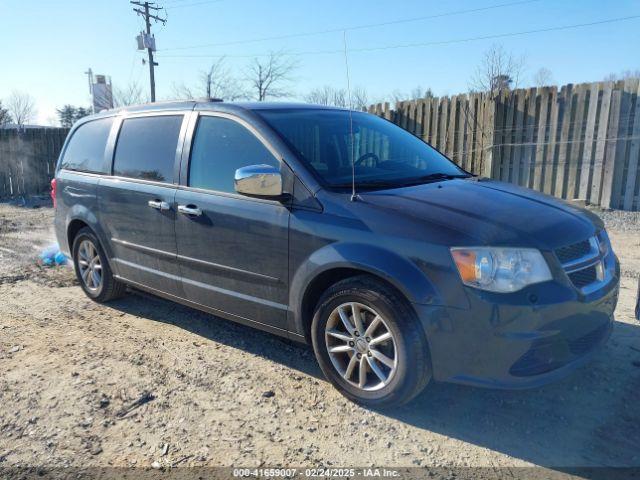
<box><xmin>113</xmin><ymin>115</ymin><xmax>183</xmax><ymax>183</ymax></box>
<box><xmin>60</xmin><ymin>117</ymin><xmax>113</xmax><ymax>174</ymax></box>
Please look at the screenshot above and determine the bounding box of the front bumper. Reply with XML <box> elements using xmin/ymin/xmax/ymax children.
<box><xmin>415</xmin><ymin>261</ymin><xmax>620</xmax><ymax>389</ymax></box>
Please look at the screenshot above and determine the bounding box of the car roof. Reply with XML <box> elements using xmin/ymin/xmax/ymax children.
<box><xmin>91</xmin><ymin>100</ymin><xmax>348</xmax><ymax>118</ymax></box>
<box><xmin>227</xmin><ymin>102</ymin><xmax>347</xmax><ymax>111</ymax></box>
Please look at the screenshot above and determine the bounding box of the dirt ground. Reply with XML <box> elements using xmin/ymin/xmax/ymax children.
<box><xmin>0</xmin><ymin>201</ymin><xmax>639</xmax><ymax>474</ymax></box>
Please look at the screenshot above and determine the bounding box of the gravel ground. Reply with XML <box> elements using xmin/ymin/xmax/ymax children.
<box><xmin>0</xmin><ymin>201</ymin><xmax>639</xmax><ymax>475</ymax></box>
<box><xmin>597</xmin><ymin>208</ymin><xmax>640</xmax><ymax>232</ymax></box>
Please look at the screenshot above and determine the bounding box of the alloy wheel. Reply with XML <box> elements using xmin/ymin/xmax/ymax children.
<box><xmin>77</xmin><ymin>239</ymin><xmax>102</xmax><ymax>292</ymax></box>
<box><xmin>324</xmin><ymin>302</ymin><xmax>398</xmax><ymax>391</ymax></box>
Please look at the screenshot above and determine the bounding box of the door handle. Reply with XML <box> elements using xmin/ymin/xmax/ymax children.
<box><xmin>178</xmin><ymin>204</ymin><xmax>202</xmax><ymax>216</ymax></box>
<box><xmin>148</xmin><ymin>200</ymin><xmax>170</xmax><ymax>211</ymax></box>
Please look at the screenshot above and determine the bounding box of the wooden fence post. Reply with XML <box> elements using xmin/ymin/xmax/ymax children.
<box><xmin>543</xmin><ymin>86</ymin><xmax>560</xmax><ymax>195</ymax></box>
<box><xmin>463</xmin><ymin>93</ymin><xmax>477</xmax><ymax>173</ymax></box>
<box><xmin>456</xmin><ymin>94</ymin><xmax>467</xmax><ymax>168</ymax></box>
<box><xmin>578</xmin><ymin>82</ymin><xmax>601</xmax><ymax>200</ymax></box>
<box><xmin>554</xmin><ymin>84</ymin><xmax>574</xmax><ymax>199</ymax></box>
<box><xmin>533</xmin><ymin>87</ymin><xmax>549</xmax><ymax>191</ymax></box>
<box><xmin>601</xmin><ymin>83</ymin><xmax>623</xmax><ymax>209</ymax></box>
<box><xmin>566</xmin><ymin>84</ymin><xmax>589</xmax><ymax>201</ymax></box>
<box><xmin>521</xmin><ymin>88</ymin><xmax>537</xmax><ymax>189</ymax></box>
<box><xmin>589</xmin><ymin>82</ymin><xmax>613</xmax><ymax>205</ymax></box>
<box><xmin>482</xmin><ymin>94</ymin><xmax>497</xmax><ymax>178</ymax></box>
<box><xmin>623</xmin><ymin>80</ymin><xmax>640</xmax><ymax>210</ymax></box>
<box><xmin>446</xmin><ymin>95</ymin><xmax>457</xmax><ymax>159</ymax></box>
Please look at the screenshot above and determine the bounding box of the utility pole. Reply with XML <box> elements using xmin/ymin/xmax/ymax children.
<box><xmin>131</xmin><ymin>1</ymin><xmax>166</xmax><ymax>103</ymax></box>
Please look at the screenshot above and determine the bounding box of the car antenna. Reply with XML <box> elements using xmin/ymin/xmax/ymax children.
<box><xmin>343</xmin><ymin>30</ymin><xmax>358</xmax><ymax>202</ymax></box>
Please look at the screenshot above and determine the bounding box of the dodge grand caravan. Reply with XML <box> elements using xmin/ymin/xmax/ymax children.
<box><xmin>53</xmin><ymin>101</ymin><xmax>620</xmax><ymax>407</ymax></box>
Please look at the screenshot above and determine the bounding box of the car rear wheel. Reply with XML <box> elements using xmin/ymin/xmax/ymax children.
<box><xmin>311</xmin><ymin>275</ymin><xmax>432</xmax><ymax>408</ymax></box>
<box><xmin>72</xmin><ymin>227</ymin><xmax>126</xmax><ymax>302</ymax></box>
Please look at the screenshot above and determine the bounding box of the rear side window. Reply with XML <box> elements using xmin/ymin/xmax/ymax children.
<box><xmin>113</xmin><ymin>115</ymin><xmax>183</xmax><ymax>183</ymax></box>
<box><xmin>60</xmin><ymin>117</ymin><xmax>113</xmax><ymax>173</ymax></box>
<box><xmin>189</xmin><ymin>116</ymin><xmax>278</xmax><ymax>193</ymax></box>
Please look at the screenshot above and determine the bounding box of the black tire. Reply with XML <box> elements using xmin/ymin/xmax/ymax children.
<box><xmin>72</xmin><ymin>227</ymin><xmax>126</xmax><ymax>303</ymax></box>
<box><xmin>311</xmin><ymin>275</ymin><xmax>432</xmax><ymax>408</ymax></box>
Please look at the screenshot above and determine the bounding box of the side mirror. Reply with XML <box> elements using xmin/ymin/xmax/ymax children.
<box><xmin>234</xmin><ymin>164</ymin><xmax>283</xmax><ymax>198</ymax></box>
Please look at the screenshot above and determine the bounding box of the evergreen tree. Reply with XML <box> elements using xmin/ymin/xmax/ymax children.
<box><xmin>74</xmin><ymin>107</ymin><xmax>91</xmax><ymax>122</ymax></box>
<box><xmin>56</xmin><ymin>105</ymin><xmax>77</xmax><ymax>128</ymax></box>
<box><xmin>0</xmin><ymin>101</ymin><xmax>12</xmax><ymax>127</ymax></box>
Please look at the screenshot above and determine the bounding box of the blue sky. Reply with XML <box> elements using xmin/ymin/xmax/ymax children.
<box><xmin>1</xmin><ymin>0</ymin><xmax>639</xmax><ymax>124</ymax></box>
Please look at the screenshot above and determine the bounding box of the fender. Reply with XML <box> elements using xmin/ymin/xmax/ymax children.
<box><xmin>288</xmin><ymin>242</ymin><xmax>441</xmax><ymax>337</ymax></box>
<box><xmin>62</xmin><ymin>190</ymin><xmax>115</xmax><ymax>268</ymax></box>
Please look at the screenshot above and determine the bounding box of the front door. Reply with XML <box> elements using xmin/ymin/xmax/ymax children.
<box><xmin>99</xmin><ymin>114</ymin><xmax>186</xmax><ymax>295</ymax></box>
<box><xmin>175</xmin><ymin>114</ymin><xmax>289</xmax><ymax>330</ymax></box>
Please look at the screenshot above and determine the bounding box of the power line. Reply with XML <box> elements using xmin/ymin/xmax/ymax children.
<box><xmin>156</xmin><ymin>14</ymin><xmax>640</xmax><ymax>60</ymax></box>
<box><xmin>159</xmin><ymin>0</ymin><xmax>541</xmax><ymax>51</ymax></box>
<box><xmin>349</xmin><ymin>15</ymin><xmax>640</xmax><ymax>54</ymax></box>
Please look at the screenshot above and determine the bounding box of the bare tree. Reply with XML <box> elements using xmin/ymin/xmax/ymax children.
<box><xmin>469</xmin><ymin>44</ymin><xmax>526</xmax><ymax>98</ymax></box>
<box><xmin>171</xmin><ymin>82</ymin><xmax>197</xmax><ymax>101</ymax></box>
<box><xmin>171</xmin><ymin>58</ymin><xmax>247</xmax><ymax>101</ymax></box>
<box><xmin>246</xmin><ymin>51</ymin><xmax>298</xmax><ymax>101</ymax></box>
<box><xmin>112</xmin><ymin>82</ymin><xmax>147</xmax><ymax>107</ymax></box>
<box><xmin>350</xmin><ymin>86</ymin><xmax>369</xmax><ymax>111</ymax></box>
<box><xmin>202</xmin><ymin>60</ymin><xmax>227</xmax><ymax>99</ymax></box>
<box><xmin>390</xmin><ymin>90</ymin><xmax>405</xmax><ymax>104</ymax></box>
<box><xmin>305</xmin><ymin>86</ymin><xmax>348</xmax><ymax>107</ymax></box>
<box><xmin>6</xmin><ymin>91</ymin><xmax>36</xmax><ymax>126</ymax></box>
<box><xmin>202</xmin><ymin>59</ymin><xmax>247</xmax><ymax>100</ymax></box>
<box><xmin>304</xmin><ymin>85</ymin><xmax>369</xmax><ymax>110</ymax></box>
<box><xmin>604</xmin><ymin>69</ymin><xmax>640</xmax><ymax>82</ymax></box>
<box><xmin>533</xmin><ymin>67</ymin><xmax>554</xmax><ymax>87</ymax></box>
<box><xmin>390</xmin><ymin>86</ymin><xmax>434</xmax><ymax>103</ymax></box>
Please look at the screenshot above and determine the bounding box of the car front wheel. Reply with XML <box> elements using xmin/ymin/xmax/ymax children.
<box><xmin>311</xmin><ymin>275</ymin><xmax>432</xmax><ymax>408</ymax></box>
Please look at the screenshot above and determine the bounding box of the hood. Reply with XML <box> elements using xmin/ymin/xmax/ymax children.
<box><xmin>359</xmin><ymin>178</ymin><xmax>602</xmax><ymax>250</ymax></box>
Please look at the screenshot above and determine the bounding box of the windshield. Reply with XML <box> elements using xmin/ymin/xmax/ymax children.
<box><xmin>257</xmin><ymin>108</ymin><xmax>468</xmax><ymax>189</ymax></box>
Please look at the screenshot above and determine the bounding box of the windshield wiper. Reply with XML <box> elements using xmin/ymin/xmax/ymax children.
<box><xmin>330</xmin><ymin>173</ymin><xmax>470</xmax><ymax>191</ymax></box>
<box><xmin>407</xmin><ymin>173</ymin><xmax>469</xmax><ymax>184</ymax></box>
<box><xmin>402</xmin><ymin>172</ymin><xmax>470</xmax><ymax>186</ymax></box>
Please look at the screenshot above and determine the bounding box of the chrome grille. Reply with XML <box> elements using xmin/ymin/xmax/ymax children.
<box><xmin>556</xmin><ymin>234</ymin><xmax>608</xmax><ymax>293</ymax></box>
<box><xmin>555</xmin><ymin>240</ymin><xmax>592</xmax><ymax>264</ymax></box>
<box><xmin>568</xmin><ymin>266</ymin><xmax>597</xmax><ymax>288</ymax></box>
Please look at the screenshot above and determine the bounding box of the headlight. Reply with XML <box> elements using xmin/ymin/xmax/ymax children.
<box><xmin>597</xmin><ymin>230</ymin><xmax>611</xmax><ymax>257</ymax></box>
<box><xmin>450</xmin><ymin>247</ymin><xmax>552</xmax><ymax>293</ymax></box>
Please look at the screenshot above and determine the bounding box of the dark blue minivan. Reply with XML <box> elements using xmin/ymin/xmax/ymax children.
<box><xmin>53</xmin><ymin>101</ymin><xmax>620</xmax><ymax>407</ymax></box>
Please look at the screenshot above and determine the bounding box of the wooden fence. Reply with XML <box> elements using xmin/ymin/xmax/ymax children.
<box><xmin>0</xmin><ymin>128</ymin><xmax>69</xmax><ymax>199</ymax></box>
<box><xmin>369</xmin><ymin>79</ymin><xmax>640</xmax><ymax>211</ymax></box>
<box><xmin>2</xmin><ymin>83</ymin><xmax>640</xmax><ymax>211</ymax></box>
